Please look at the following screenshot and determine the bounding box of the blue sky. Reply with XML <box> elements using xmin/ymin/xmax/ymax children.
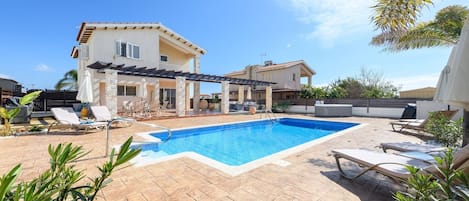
<box><xmin>0</xmin><ymin>0</ymin><xmax>468</xmax><ymax>94</ymax></box>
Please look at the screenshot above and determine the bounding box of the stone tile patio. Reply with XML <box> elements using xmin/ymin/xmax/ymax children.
<box><xmin>0</xmin><ymin>114</ymin><xmax>425</xmax><ymax>201</ymax></box>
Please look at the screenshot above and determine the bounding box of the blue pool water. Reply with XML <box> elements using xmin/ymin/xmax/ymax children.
<box><xmin>137</xmin><ymin>118</ymin><xmax>358</xmax><ymax>166</ymax></box>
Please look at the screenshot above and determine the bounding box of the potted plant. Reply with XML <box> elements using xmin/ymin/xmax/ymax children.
<box><xmin>212</xmin><ymin>95</ymin><xmax>220</xmax><ymax>111</ymax></box>
<box><xmin>0</xmin><ymin>91</ymin><xmax>41</xmax><ymax>136</ymax></box>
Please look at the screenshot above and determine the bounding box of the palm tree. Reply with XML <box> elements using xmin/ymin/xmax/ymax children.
<box><xmin>55</xmin><ymin>69</ymin><xmax>78</xmax><ymax>90</ymax></box>
<box><xmin>370</xmin><ymin>0</ymin><xmax>469</xmax><ymax>146</ymax></box>
<box><xmin>371</xmin><ymin>1</ymin><xmax>468</xmax><ymax>51</ymax></box>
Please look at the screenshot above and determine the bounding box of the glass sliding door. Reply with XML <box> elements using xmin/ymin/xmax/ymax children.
<box><xmin>159</xmin><ymin>88</ymin><xmax>176</xmax><ymax>109</ymax></box>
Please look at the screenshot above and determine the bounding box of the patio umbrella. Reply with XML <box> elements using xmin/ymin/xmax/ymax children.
<box><xmin>434</xmin><ymin>18</ymin><xmax>469</xmax><ymax>145</ymax></box>
<box><xmin>140</xmin><ymin>78</ymin><xmax>147</xmax><ymax>99</ymax></box>
<box><xmin>140</xmin><ymin>78</ymin><xmax>147</xmax><ymax>113</ymax></box>
<box><xmin>76</xmin><ymin>70</ymin><xmax>93</xmax><ymax>103</ymax></box>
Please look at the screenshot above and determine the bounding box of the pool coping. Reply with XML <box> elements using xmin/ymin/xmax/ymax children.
<box><xmin>131</xmin><ymin>117</ymin><xmax>366</xmax><ymax>176</ymax></box>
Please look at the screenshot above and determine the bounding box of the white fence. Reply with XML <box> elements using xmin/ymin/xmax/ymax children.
<box><xmin>286</xmin><ymin>101</ymin><xmax>463</xmax><ymax>119</ymax></box>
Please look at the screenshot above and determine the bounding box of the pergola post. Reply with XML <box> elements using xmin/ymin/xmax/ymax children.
<box><xmin>176</xmin><ymin>76</ymin><xmax>186</xmax><ymax>117</ymax></box>
<box><xmin>154</xmin><ymin>79</ymin><xmax>160</xmax><ymax>110</ymax></box>
<box><xmin>193</xmin><ymin>56</ymin><xmax>200</xmax><ymax>112</ymax></box>
<box><xmin>238</xmin><ymin>86</ymin><xmax>244</xmax><ymax>103</ymax></box>
<box><xmin>104</xmin><ymin>69</ymin><xmax>118</xmax><ymax>116</ymax></box>
<box><xmin>185</xmin><ymin>82</ymin><xmax>191</xmax><ymax>111</ymax></box>
<box><xmin>266</xmin><ymin>86</ymin><xmax>272</xmax><ymax>112</ymax></box>
<box><xmin>246</xmin><ymin>86</ymin><xmax>252</xmax><ymax>100</ymax></box>
<box><xmin>308</xmin><ymin>76</ymin><xmax>312</xmax><ymax>86</ymax></box>
<box><xmin>221</xmin><ymin>81</ymin><xmax>230</xmax><ymax>114</ymax></box>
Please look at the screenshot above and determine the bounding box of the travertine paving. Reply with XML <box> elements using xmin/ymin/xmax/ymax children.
<box><xmin>0</xmin><ymin>114</ymin><xmax>424</xmax><ymax>200</ymax></box>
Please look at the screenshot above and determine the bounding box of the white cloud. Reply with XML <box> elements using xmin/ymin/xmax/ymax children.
<box><xmin>35</xmin><ymin>64</ymin><xmax>53</xmax><ymax>72</ymax></box>
<box><xmin>389</xmin><ymin>73</ymin><xmax>440</xmax><ymax>91</ymax></box>
<box><xmin>286</xmin><ymin>43</ymin><xmax>292</xmax><ymax>48</ymax></box>
<box><xmin>285</xmin><ymin>0</ymin><xmax>374</xmax><ymax>46</ymax></box>
<box><xmin>0</xmin><ymin>73</ymin><xmax>12</xmax><ymax>79</ymax></box>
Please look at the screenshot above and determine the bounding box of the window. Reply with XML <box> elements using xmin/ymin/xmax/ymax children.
<box><xmin>117</xmin><ymin>85</ymin><xmax>137</xmax><ymax>96</ymax></box>
<box><xmin>160</xmin><ymin>55</ymin><xmax>168</xmax><ymax>62</ymax></box>
<box><xmin>292</xmin><ymin>73</ymin><xmax>296</xmax><ymax>81</ymax></box>
<box><xmin>116</xmin><ymin>41</ymin><xmax>140</xmax><ymax>59</ymax></box>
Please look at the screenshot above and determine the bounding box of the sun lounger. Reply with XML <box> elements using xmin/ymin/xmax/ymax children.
<box><xmin>332</xmin><ymin>144</ymin><xmax>469</xmax><ymax>182</ymax></box>
<box><xmin>48</xmin><ymin>107</ymin><xmax>108</xmax><ymax>134</ymax></box>
<box><xmin>390</xmin><ymin>110</ymin><xmax>458</xmax><ymax>132</ymax></box>
<box><xmin>90</xmin><ymin>105</ymin><xmax>135</xmax><ymax>127</ymax></box>
<box><xmin>380</xmin><ymin>142</ymin><xmax>447</xmax><ymax>154</ymax></box>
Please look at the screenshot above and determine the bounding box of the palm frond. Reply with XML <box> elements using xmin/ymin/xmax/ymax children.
<box><xmin>371</xmin><ymin>0</ymin><xmax>434</xmax><ymax>32</ymax></box>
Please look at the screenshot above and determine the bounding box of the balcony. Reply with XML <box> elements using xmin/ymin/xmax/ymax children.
<box><xmin>159</xmin><ymin>62</ymin><xmax>185</xmax><ymax>71</ymax></box>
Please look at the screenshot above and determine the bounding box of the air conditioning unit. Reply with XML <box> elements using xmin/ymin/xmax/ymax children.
<box><xmin>264</xmin><ymin>60</ymin><xmax>273</xmax><ymax>66</ymax></box>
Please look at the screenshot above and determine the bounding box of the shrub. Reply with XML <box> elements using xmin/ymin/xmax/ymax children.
<box><xmin>425</xmin><ymin>112</ymin><xmax>463</xmax><ymax>147</ymax></box>
<box><xmin>394</xmin><ymin>148</ymin><xmax>469</xmax><ymax>201</ymax></box>
<box><xmin>272</xmin><ymin>102</ymin><xmax>291</xmax><ymax>113</ymax></box>
<box><xmin>0</xmin><ymin>136</ymin><xmax>141</xmax><ymax>201</ymax></box>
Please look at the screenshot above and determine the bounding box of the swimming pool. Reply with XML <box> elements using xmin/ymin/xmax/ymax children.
<box><xmin>133</xmin><ymin>118</ymin><xmax>359</xmax><ymax>174</ymax></box>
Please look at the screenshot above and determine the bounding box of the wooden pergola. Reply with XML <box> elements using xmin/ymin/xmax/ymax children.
<box><xmin>87</xmin><ymin>61</ymin><xmax>275</xmax><ymax>116</ymax></box>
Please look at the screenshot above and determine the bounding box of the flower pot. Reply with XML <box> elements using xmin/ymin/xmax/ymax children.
<box><xmin>249</xmin><ymin>106</ymin><xmax>256</xmax><ymax>115</ymax></box>
<box><xmin>200</xmin><ymin>99</ymin><xmax>208</xmax><ymax>111</ymax></box>
<box><xmin>208</xmin><ymin>103</ymin><xmax>215</xmax><ymax>111</ymax></box>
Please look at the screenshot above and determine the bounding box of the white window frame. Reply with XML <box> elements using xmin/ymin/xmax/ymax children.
<box><xmin>117</xmin><ymin>85</ymin><xmax>137</xmax><ymax>96</ymax></box>
<box><xmin>116</xmin><ymin>40</ymin><xmax>140</xmax><ymax>59</ymax></box>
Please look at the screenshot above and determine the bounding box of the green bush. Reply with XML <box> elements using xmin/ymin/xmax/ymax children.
<box><xmin>272</xmin><ymin>102</ymin><xmax>291</xmax><ymax>113</ymax></box>
<box><xmin>0</xmin><ymin>137</ymin><xmax>141</xmax><ymax>201</ymax></box>
<box><xmin>425</xmin><ymin>112</ymin><xmax>463</xmax><ymax>147</ymax></box>
<box><xmin>394</xmin><ymin>149</ymin><xmax>469</xmax><ymax>201</ymax></box>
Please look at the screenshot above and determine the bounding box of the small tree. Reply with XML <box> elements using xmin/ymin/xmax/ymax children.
<box><xmin>311</xmin><ymin>87</ymin><xmax>327</xmax><ymax>101</ymax></box>
<box><xmin>426</xmin><ymin>112</ymin><xmax>463</xmax><ymax>147</ymax></box>
<box><xmin>0</xmin><ymin>91</ymin><xmax>41</xmax><ymax>136</ymax></box>
<box><xmin>300</xmin><ymin>85</ymin><xmax>314</xmax><ymax>110</ymax></box>
<box><xmin>0</xmin><ymin>137</ymin><xmax>141</xmax><ymax>200</ymax></box>
<box><xmin>394</xmin><ymin>149</ymin><xmax>469</xmax><ymax>200</ymax></box>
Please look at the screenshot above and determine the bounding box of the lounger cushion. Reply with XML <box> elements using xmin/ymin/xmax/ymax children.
<box><xmin>381</xmin><ymin>142</ymin><xmax>446</xmax><ymax>153</ymax></box>
<box><xmin>332</xmin><ymin>149</ymin><xmax>431</xmax><ymax>179</ymax></box>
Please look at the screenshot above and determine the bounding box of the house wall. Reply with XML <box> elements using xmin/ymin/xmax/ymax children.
<box><xmin>159</xmin><ymin>40</ymin><xmax>192</xmax><ymax>72</ymax></box>
<box><xmin>87</xmin><ymin>29</ymin><xmax>160</xmax><ymax>68</ymax></box>
<box><xmin>228</xmin><ymin>65</ymin><xmax>302</xmax><ymax>93</ymax></box>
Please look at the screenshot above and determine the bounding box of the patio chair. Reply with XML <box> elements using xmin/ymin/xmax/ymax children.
<box><xmin>47</xmin><ymin>107</ymin><xmax>108</xmax><ymax>134</ymax></box>
<box><xmin>331</xmin><ymin>144</ymin><xmax>469</xmax><ymax>182</ymax></box>
<box><xmin>90</xmin><ymin>106</ymin><xmax>135</xmax><ymax>128</ymax></box>
<box><xmin>122</xmin><ymin>100</ymin><xmax>135</xmax><ymax>117</ymax></box>
<box><xmin>390</xmin><ymin>110</ymin><xmax>458</xmax><ymax>132</ymax></box>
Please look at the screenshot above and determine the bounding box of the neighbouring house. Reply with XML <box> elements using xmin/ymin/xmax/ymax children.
<box><xmin>72</xmin><ymin>22</ymin><xmax>274</xmax><ymax>116</ymax></box>
<box><xmin>0</xmin><ymin>77</ymin><xmax>22</xmax><ymax>105</ymax></box>
<box><xmin>224</xmin><ymin>60</ymin><xmax>315</xmax><ymax>104</ymax></box>
<box><xmin>399</xmin><ymin>87</ymin><xmax>436</xmax><ymax>99</ymax></box>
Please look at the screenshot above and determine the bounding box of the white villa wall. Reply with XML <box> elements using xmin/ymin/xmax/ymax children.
<box><xmin>88</xmin><ymin>29</ymin><xmax>160</xmax><ymax>68</ymax></box>
<box><xmin>285</xmin><ymin>105</ymin><xmax>403</xmax><ymax>118</ymax></box>
<box><xmin>159</xmin><ymin>40</ymin><xmax>192</xmax><ymax>72</ymax></box>
<box><xmin>256</xmin><ymin>67</ymin><xmax>301</xmax><ymax>91</ymax></box>
<box><xmin>416</xmin><ymin>101</ymin><xmax>463</xmax><ymax>120</ymax></box>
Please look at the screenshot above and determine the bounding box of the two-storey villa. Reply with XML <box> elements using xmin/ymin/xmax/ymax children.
<box><xmin>225</xmin><ymin>60</ymin><xmax>315</xmax><ymax>103</ymax></box>
<box><xmin>72</xmin><ymin>22</ymin><xmax>274</xmax><ymax>116</ymax></box>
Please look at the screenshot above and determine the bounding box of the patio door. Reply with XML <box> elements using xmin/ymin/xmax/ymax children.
<box><xmin>159</xmin><ymin>88</ymin><xmax>176</xmax><ymax>109</ymax></box>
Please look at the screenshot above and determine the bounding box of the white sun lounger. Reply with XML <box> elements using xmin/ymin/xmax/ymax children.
<box><xmin>332</xmin><ymin>145</ymin><xmax>469</xmax><ymax>182</ymax></box>
<box><xmin>380</xmin><ymin>142</ymin><xmax>447</xmax><ymax>154</ymax></box>
<box><xmin>90</xmin><ymin>105</ymin><xmax>135</xmax><ymax>127</ymax></box>
<box><xmin>48</xmin><ymin>107</ymin><xmax>108</xmax><ymax>134</ymax></box>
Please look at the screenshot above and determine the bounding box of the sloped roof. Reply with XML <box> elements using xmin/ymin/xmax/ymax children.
<box><xmin>75</xmin><ymin>22</ymin><xmax>206</xmax><ymax>55</ymax></box>
<box><xmin>225</xmin><ymin>60</ymin><xmax>316</xmax><ymax>76</ymax></box>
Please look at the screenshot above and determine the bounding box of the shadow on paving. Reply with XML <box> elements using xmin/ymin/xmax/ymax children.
<box><xmin>320</xmin><ymin>170</ymin><xmax>401</xmax><ymax>201</ymax></box>
<box><xmin>307</xmin><ymin>157</ymin><xmax>401</xmax><ymax>201</ymax></box>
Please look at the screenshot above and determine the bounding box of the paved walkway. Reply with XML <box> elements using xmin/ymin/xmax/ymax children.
<box><xmin>0</xmin><ymin>114</ymin><xmax>425</xmax><ymax>200</ymax></box>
